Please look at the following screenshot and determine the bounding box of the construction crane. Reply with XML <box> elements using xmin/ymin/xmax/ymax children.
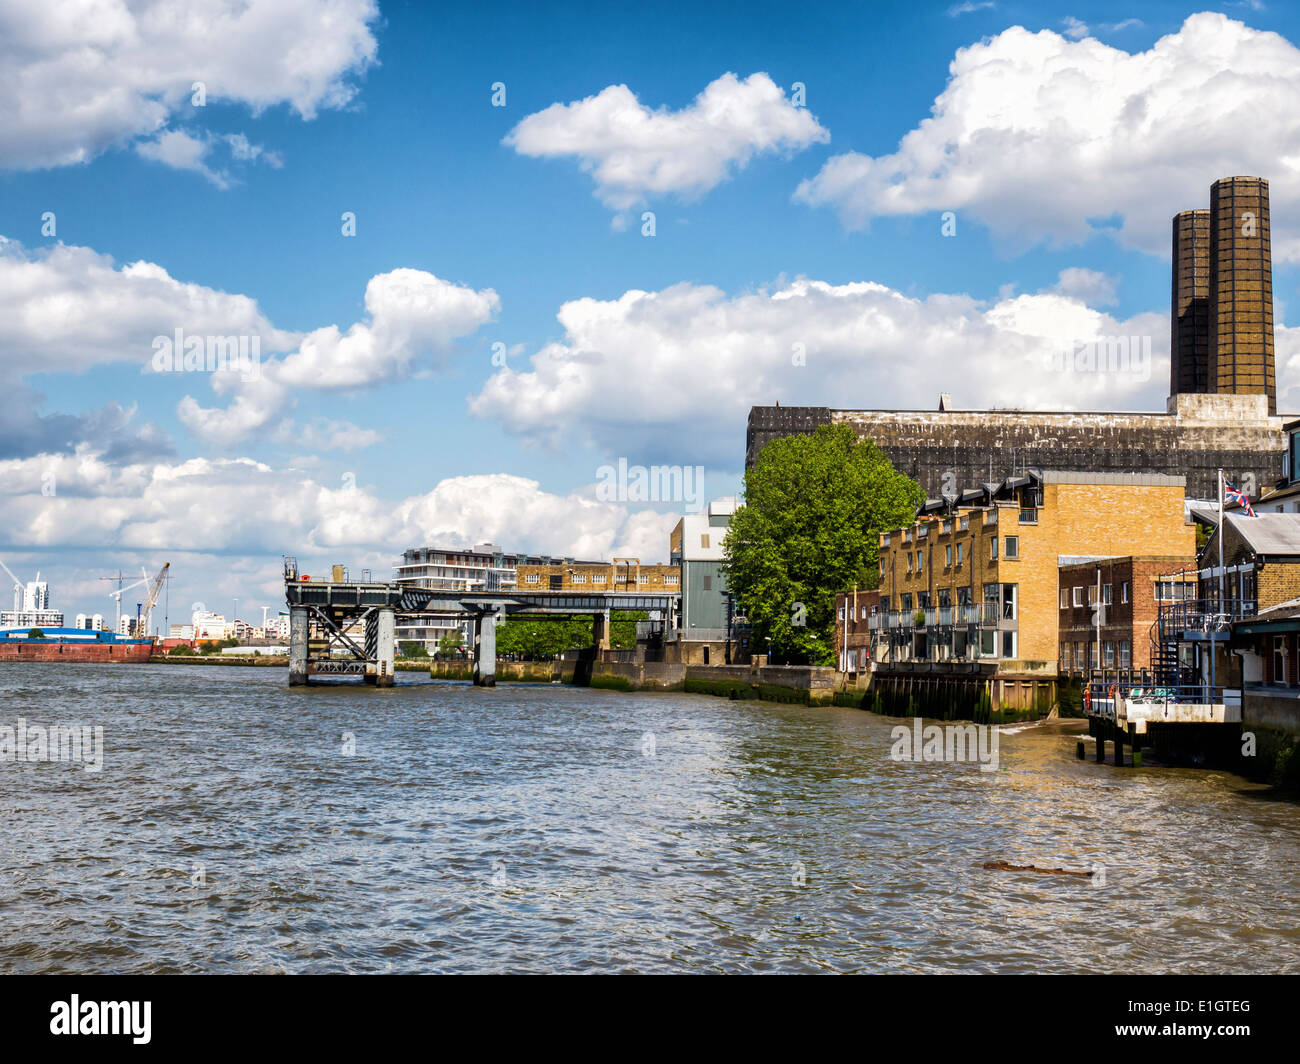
<box><xmin>0</xmin><ymin>558</ymin><xmax>24</xmax><ymax>613</ymax></box>
<box><xmin>136</xmin><ymin>562</ymin><xmax>170</xmax><ymax>640</ymax></box>
<box><xmin>107</xmin><ymin>567</ymin><xmax>150</xmax><ymax>632</ymax></box>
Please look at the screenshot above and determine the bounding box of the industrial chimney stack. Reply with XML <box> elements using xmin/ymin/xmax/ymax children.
<box><xmin>1170</xmin><ymin>176</ymin><xmax>1276</xmax><ymax>415</ymax></box>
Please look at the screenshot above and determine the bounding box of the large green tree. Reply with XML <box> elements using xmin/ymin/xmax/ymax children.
<box><xmin>723</xmin><ymin>424</ymin><xmax>923</xmax><ymax>665</ymax></box>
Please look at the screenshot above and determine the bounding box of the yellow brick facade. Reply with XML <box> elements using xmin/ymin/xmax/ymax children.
<box><xmin>875</xmin><ymin>474</ymin><xmax>1195</xmax><ymax>671</ymax></box>
<box><xmin>515</xmin><ymin>560</ymin><xmax>680</xmax><ymax>593</ymax></box>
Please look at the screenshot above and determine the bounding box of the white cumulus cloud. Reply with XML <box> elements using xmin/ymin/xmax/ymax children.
<box><xmin>505</xmin><ymin>72</ymin><xmax>829</xmax><ymax>212</ymax></box>
<box><xmin>178</xmin><ymin>268</ymin><xmax>500</xmax><ymax>442</ymax></box>
<box><xmin>795</xmin><ymin>13</ymin><xmax>1300</xmax><ymax>261</ymax></box>
<box><xmin>469</xmin><ymin>272</ymin><xmax>1174</xmax><ymax>465</ymax></box>
<box><xmin>0</xmin><ymin>0</ymin><xmax>379</xmax><ymax>172</ymax></box>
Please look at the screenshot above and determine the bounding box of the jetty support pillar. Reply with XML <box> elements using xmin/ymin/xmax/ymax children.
<box><xmin>594</xmin><ymin>608</ymin><xmax>611</xmax><ymax>652</ymax></box>
<box><xmin>474</xmin><ymin>610</ymin><xmax>497</xmax><ymax>687</ymax></box>
<box><xmin>289</xmin><ymin>606</ymin><xmax>309</xmax><ymax>686</ymax></box>
<box><xmin>375</xmin><ymin>607</ymin><xmax>395</xmax><ymax>687</ymax></box>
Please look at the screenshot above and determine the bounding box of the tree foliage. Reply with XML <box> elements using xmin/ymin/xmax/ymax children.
<box><xmin>495</xmin><ymin>616</ymin><xmax>592</xmax><ymax>659</ymax></box>
<box><xmin>723</xmin><ymin>424</ymin><xmax>923</xmax><ymax>665</ymax></box>
<box><xmin>437</xmin><ymin>630</ymin><xmax>464</xmax><ymax>655</ymax></box>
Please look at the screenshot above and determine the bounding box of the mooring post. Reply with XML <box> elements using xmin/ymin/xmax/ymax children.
<box><xmin>1095</xmin><ymin>734</ymin><xmax>1105</xmax><ymax>763</ymax></box>
<box><xmin>474</xmin><ymin>610</ymin><xmax>496</xmax><ymax>687</ymax></box>
<box><xmin>376</xmin><ymin>607</ymin><xmax>395</xmax><ymax>688</ymax></box>
<box><xmin>289</xmin><ymin>605</ymin><xmax>309</xmax><ymax>686</ymax></box>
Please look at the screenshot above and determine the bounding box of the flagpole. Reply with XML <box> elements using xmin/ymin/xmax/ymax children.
<box><xmin>1218</xmin><ymin>469</ymin><xmax>1225</xmax><ymax>613</ymax></box>
<box><xmin>1215</xmin><ymin>468</ymin><xmax>1224</xmax><ymax>699</ymax></box>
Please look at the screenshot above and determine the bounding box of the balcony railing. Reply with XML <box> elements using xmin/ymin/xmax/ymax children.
<box><xmin>1157</xmin><ymin>597</ymin><xmax>1255</xmax><ymax>640</ymax></box>
<box><xmin>984</xmin><ymin>509</ymin><xmax>998</xmax><ymax>526</ymax></box>
<box><xmin>1018</xmin><ymin>508</ymin><xmax>1038</xmax><ymax>524</ymax></box>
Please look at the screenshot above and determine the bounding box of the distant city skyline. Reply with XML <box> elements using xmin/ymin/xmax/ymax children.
<box><xmin>5</xmin><ymin>2</ymin><xmax>1300</xmax><ymax>612</ymax></box>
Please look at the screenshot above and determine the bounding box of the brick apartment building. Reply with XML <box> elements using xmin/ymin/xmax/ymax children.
<box><xmin>1057</xmin><ymin>556</ymin><xmax>1196</xmax><ymax>676</ymax></box>
<box><xmin>869</xmin><ymin>470</ymin><xmax>1196</xmax><ymax>710</ymax></box>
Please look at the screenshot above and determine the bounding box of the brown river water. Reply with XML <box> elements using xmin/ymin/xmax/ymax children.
<box><xmin>1</xmin><ymin>663</ymin><xmax>1298</xmax><ymax>973</ymax></box>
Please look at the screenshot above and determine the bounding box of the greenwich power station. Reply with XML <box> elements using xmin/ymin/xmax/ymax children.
<box><xmin>745</xmin><ymin>176</ymin><xmax>1287</xmax><ymax>501</ymax></box>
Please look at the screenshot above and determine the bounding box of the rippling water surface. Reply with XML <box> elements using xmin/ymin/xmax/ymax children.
<box><xmin>1</xmin><ymin>663</ymin><xmax>1298</xmax><ymax>973</ymax></box>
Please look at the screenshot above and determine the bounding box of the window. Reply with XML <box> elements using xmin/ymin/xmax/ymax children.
<box><xmin>1005</xmin><ymin>536</ymin><xmax>1019</xmax><ymax>558</ymax></box>
<box><xmin>1001</xmin><ymin>583</ymin><xmax>1017</xmax><ymax>620</ymax></box>
<box><xmin>907</xmin><ymin>554</ymin><xmax>913</xmax><ymax>573</ymax></box>
<box><xmin>956</xmin><ymin>543</ymin><xmax>963</xmax><ymax>566</ymax></box>
<box><xmin>1072</xmin><ymin>586</ymin><xmax>1083</xmax><ymax>607</ymax></box>
<box><xmin>701</xmin><ymin>534</ymin><xmax>710</xmax><ymax>549</ymax></box>
<box><xmin>1122</xmin><ymin>582</ymin><xmax>1129</xmax><ymax>604</ymax></box>
<box><xmin>980</xmin><ymin>630</ymin><xmax>996</xmax><ymax>657</ymax></box>
<box><xmin>1002</xmin><ymin>630</ymin><xmax>1016</xmax><ymax>659</ymax></box>
<box><xmin>900</xmin><ymin>593</ymin><xmax>913</xmax><ymax>611</ymax></box>
<box><xmin>702</xmin><ymin>576</ymin><xmax>712</xmax><ymax>591</ymax></box>
<box><xmin>1074</xmin><ymin>641</ymin><xmax>1083</xmax><ymax>668</ymax></box>
<box><xmin>990</xmin><ymin>537</ymin><xmax>998</xmax><ymax>560</ymax></box>
<box><xmin>1120</xmin><ymin>641</ymin><xmax>1131</xmax><ymax>669</ymax></box>
<box><xmin>1104</xmin><ymin>641</ymin><xmax>1115</xmax><ymax>667</ymax></box>
<box><xmin>525</xmin><ymin>573</ymin><xmax>540</xmax><ymax>584</ymax></box>
<box><xmin>1059</xmin><ymin>589</ymin><xmax>1067</xmax><ymax>609</ymax></box>
<box><xmin>938</xmin><ymin>588</ymin><xmax>951</xmax><ymax>608</ymax></box>
<box><xmin>638</xmin><ymin>574</ymin><xmax>649</xmax><ymax>584</ymax></box>
<box><xmin>572</xmin><ymin>573</ymin><xmax>587</xmax><ymax>584</ymax></box>
<box><xmin>917</xmin><ymin>551</ymin><xmax>924</xmax><ymax>573</ymax></box>
<box><xmin>1060</xmin><ymin>642</ymin><xmax>1068</xmax><ymax>666</ymax></box>
<box><xmin>1273</xmin><ymin>636</ymin><xmax>1287</xmax><ymax>684</ymax></box>
<box><xmin>946</xmin><ymin>545</ymin><xmax>952</xmax><ymax>566</ymax></box>
<box><xmin>665</xmin><ymin>574</ymin><xmax>677</xmax><ymax>585</ymax></box>
<box><xmin>593</xmin><ymin>574</ymin><xmax>607</xmax><ymax>584</ymax></box>
<box><xmin>1102</xmin><ymin>584</ymin><xmax>1113</xmax><ymax>605</ymax></box>
<box><xmin>1087</xmin><ymin>585</ymin><xmax>1098</xmax><ymax>605</ymax></box>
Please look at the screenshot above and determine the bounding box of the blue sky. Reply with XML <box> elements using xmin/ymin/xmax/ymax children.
<box><xmin>2</xmin><ymin>0</ymin><xmax>1299</xmax><ymax>625</ymax></box>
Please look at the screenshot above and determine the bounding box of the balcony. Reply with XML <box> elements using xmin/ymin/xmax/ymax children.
<box><xmin>984</xmin><ymin>509</ymin><xmax>998</xmax><ymax>526</ymax></box>
<box><xmin>1018</xmin><ymin>508</ymin><xmax>1038</xmax><ymax>524</ymax></box>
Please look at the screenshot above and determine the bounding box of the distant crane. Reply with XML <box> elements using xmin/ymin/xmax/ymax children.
<box><xmin>136</xmin><ymin>562</ymin><xmax>170</xmax><ymax>640</ymax></box>
<box><xmin>0</xmin><ymin>558</ymin><xmax>24</xmax><ymax>612</ymax></box>
<box><xmin>106</xmin><ymin>567</ymin><xmax>150</xmax><ymax>632</ymax></box>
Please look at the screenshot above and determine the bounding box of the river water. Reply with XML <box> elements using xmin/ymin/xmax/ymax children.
<box><xmin>1</xmin><ymin>663</ymin><xmax>1297</xmax><ymax>974</ymax></box>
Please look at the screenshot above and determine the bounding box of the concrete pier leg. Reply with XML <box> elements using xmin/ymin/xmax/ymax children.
<box><xmin>1114</xmin><ymin>732</ymin><xmax>1126</xmax><ymax>768</ymax></box>
<box><xmin>376</xmin><ymin>607</ymin><xmax>395</xmax><ymax>688</ymax></box>
<box><xmin>473</xmin><ymin>611</ymin><xmax>496</xmax><ymax>687</ymax></box>
<box><xmin>289</xmin><ymin>605</ymin><xmax>309</xmax><ymax>686</ymax></box>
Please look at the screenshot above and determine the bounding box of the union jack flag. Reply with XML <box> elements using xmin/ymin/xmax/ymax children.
<box><xmin>1225</xmin><ymin>481</ymin><xmax>1256</xmax><ymax>517</ymax></box>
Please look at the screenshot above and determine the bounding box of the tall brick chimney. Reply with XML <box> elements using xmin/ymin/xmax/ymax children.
<box><xmin>1209</xmin><ymin>176</ymin><xmax>1275</xmax><ymax>414</ymax></box>
<box><xmin>1170</xmin><ymin>209</ymin><xmax>1211</xmax><ymax>395</ymax></box>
